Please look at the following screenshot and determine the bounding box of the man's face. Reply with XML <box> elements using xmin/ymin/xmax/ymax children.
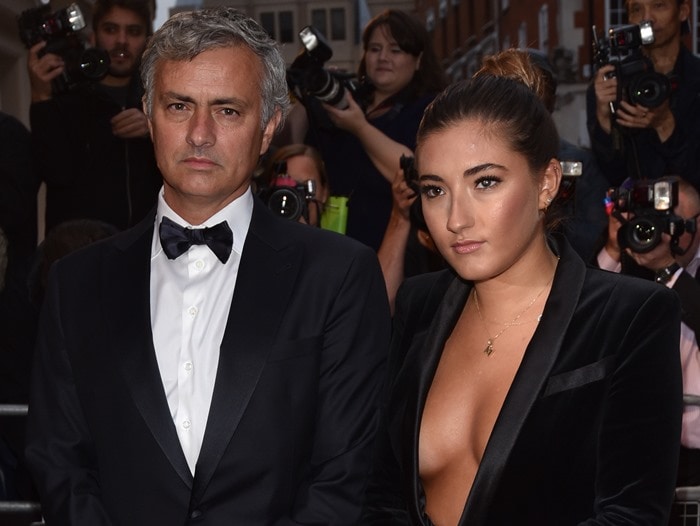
<box><xmin>675</xmin><ymin>188</ymin><xmax>700</xmax><ymax>265</ymax></box>
<box><xmin>146</xmin><ymin>46</ymin><xmax>280</xmax><ymax>223</ymax></box>
<box><xmin>93</xmin><ymin>6</ymin><xmax>148</xmax><ymax>79</ymax></box>
<box><xmin>626</xmin><ymin>0</ymin><xmax>689</xmax><ymax>50</ymax></box>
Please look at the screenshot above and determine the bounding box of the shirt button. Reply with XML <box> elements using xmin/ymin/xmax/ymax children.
<box><xmin>194</xmin><ymin>259</ymin><xmax>205</xmax><ymax>270</ymax></box>
<box><xmin>182</xmin><ymin>419</ymin><xmax>191</xmax><ymax>430</ymax></box>
<box><xmin>188</xmin><ymin>306</ymin><xmax>198</xmax><ymax>317</ymax></box>
<box><xmin>184</xmin><ymin>361</ymin><xmax>193</xmax><ymax>372</ymax></box>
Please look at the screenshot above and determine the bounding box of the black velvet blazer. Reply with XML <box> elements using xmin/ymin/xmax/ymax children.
<box><xmin>362</xmin><ymin>235</ymin><xmax>683</xmax><ymax>525</ymax></box>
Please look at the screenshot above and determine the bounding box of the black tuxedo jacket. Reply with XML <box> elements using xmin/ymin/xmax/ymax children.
<box><xmin>362</xmin><ymin>236</ymin><xmax>683</xmax><ymax>525</ymax></box>
<box><xmin>26</xmin><ymin>198</ymin><xmax>391</xmax><ymax>525</ymax></box>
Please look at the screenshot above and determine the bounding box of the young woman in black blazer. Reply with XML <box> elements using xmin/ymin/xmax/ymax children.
<box><xmin>362</xmin><ymin>74</ymin><xmax>683</xmax><ymax>525</ymax></box>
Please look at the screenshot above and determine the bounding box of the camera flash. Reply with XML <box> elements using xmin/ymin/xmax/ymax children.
<box><xmin>299</xmin><ymin>27</ymin><xmax>319</xmax><ymax>52</ymax></box>
<box><xmin>653</xmin><ymin>181</ymin><xmax>672</xmax><ymax>211</ymax></box>
<box><xmin>66</xmin><ymin>4</ymin><xmax>86</xmax><ymax>32</ymax></box>
<box><xmin>639</xmin><ymin>20</ymin><xmax>655</xmax><ymax>45</ymax></box>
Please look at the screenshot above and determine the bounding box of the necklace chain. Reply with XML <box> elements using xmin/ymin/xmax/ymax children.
<box><xmin>473</xmin><ymin>273</ymin><xmax>555</xmax><ymax>357</ymax></box>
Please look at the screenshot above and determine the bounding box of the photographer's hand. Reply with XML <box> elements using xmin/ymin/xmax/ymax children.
<box><xmin>111</xmin><ymin>108</ymin><xmax>150</xmax><ymax>139</ymax></box>
<box><xmin>604</xmin><ymin>211</ymin><xmax>626</xmax><ymax>263</ymax></box>
<box><xmin>593</xmin><ymin>65</ymin><xmax>618</xmax><ymax>134</ymax></box>
<box><xmin>323</xmin><ymin>92</ymin><xmax>367</xmax><ymax>135</ymax></box>
<box><xmin>27</xmin><ymin>41</ymin><xmax>64</xmax><ymax>103</ymax></box>
<box><xmin>626</xmin><ymin>233</ymin><xmax>677</xmax><ymax>272</ymax></box>
<box><xmin>323</xmin><ymin>92</ymin><xmax>412</xmax><ymax>183</ymax></box>
<box><xmin>614</xmin><ymin>100</ymin><xmax>675</xmax><ymax>142</ymax></box>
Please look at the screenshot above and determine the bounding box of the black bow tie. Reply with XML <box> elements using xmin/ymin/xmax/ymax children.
<box><xmin>159</xmin><ymin>216</ymin><xmax>233</xmax><ymax>264</ymax></box>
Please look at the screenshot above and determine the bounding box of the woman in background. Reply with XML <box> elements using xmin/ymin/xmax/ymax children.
<box><xmin>362</xmin><ymin>73</ymin><xmax>682</xmax><ymax>524</ymax></box>
<box><xmin>299</xmin><ymin>9</ymin><xmax>446</xmax><ymax>251</ymax></box>
<box><xmin>256</xmin><ymin>144</ymin><xmax>329</xmax><ymax>227</ymax></box>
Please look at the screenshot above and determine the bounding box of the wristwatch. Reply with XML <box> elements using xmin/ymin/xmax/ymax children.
<box><xmin>655</xmin><ymin>262</ymin><xmax>681</xmax><ymax>284</ymax></box>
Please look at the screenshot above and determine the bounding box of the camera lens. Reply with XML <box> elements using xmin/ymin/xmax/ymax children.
<box><xmin>628</xmin><ymin>72</ymin><xmax>670</xmax><ymax>108</ymax></box>
<box><xmin>619</xmin><ymin>216</ymin><xmax>662</xmax><ymax>253</ymax></box>
<box><xmin>307</xmin><ymin>69</ymin><xmax>348</xmax><ymax>109</ymax></box>
<box><xmin>268</xmin><ymin>188</ymin><xmax>303</xmax><ymax>221</ymax></box>
<box><xmin>79</xmin><ymin>48</ymin><xmax>110</xmax><ymax>80</ymax></box>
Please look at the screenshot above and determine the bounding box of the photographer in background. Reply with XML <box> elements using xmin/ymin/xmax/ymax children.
<box><xmin>587</xmin><ymin>0</ymin><xmax>700</xmax><ymax>190</ymax></box>
<box><xmin>290</xmin><ymin>9</ymin><xmax>447</xmax><ymax>251</ymax></box>
<box><xmin>597</xmin><ymin>177</ymin><xmax>700</xmax><ymax>487</ymax></box>
<box><xmin>255</xmin><ymin>144</ymin><xmax>329</xmax><ymax>227</ymax></box>
<box><xmin>27</xmin><ymin>0</ymin><xmax>161</xmax><ymax>235</ymax></box>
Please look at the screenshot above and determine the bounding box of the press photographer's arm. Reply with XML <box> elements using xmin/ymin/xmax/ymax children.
<box><xmin>323</xmin><ymin>94</ymin><xmax>413</xmax><ymax>183</ymax></box>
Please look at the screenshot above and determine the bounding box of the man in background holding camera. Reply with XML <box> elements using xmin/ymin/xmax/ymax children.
<box><xmin>597</xmin><ymin>176</ymin><xmax>700</xmax><ymax>486</ymax></box>
<box><xmin>26</xmin><ymin>0</ymin><xmax>161</xmax><ymax>235</ymax></box>
<box><xmin>587</xmin><ymin>0</ymin><xmax>700</xmax><ymax>189</ymax></box>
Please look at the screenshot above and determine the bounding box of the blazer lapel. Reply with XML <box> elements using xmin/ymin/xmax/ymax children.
<box><xmin>107</xmin><ymin>213</ymin><xmax>193</xmax><ymax>488</ymax></box>
<box><xmin>192</xmin><ymin>202</ymin><xmax>300</xmax><ymax>501</ymax></box>
<box><xmin>459</xmin><ymin>237</ymin><xmax>586</xmax><ymax>524</ymax></box>
<box><xmin>397</xmin><ymin>275</ymin><xmax>471</xmax><ymax>524</ymax></box>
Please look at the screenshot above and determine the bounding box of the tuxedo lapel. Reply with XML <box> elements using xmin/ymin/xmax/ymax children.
<box><xmin>107</xmin><ymin>213</ymin><xmax>193</xmax><ymax>488</ymax></box>
<box><xmin>192</xmin><ymin>203</ymin><xmax>300</xmax><ymax>501</ymax></box>
<box><xmin>459</xmin><ymin>237</ymin><xmax>586</xmax><ymax>524</ymax></box>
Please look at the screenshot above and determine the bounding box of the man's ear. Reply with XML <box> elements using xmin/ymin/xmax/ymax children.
<box><xmin>539</xmin><ymin>158</ymin><xmax>562</xmax><ymax>209</ymax></box>
<box><xmin>260</xmin><ymin>110</ymin><xmax>282</xmax><ymax>156</ymax></box>
<box><xmin>142</xmin><ymin>96</ymin><xmax>153</xmax><ymax>138</ymax></box>
<box><xmin>680</xmin><ymin>1</ymin><xmax>691</xmax><ymax>24</ymax></box>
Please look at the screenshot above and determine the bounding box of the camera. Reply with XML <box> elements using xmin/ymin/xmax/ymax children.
<box><xmin>18</xmin><ymin>3</ymin><xmax>110</xmax><ymax>94</ymax></box>
<box><xmin>257</xmin><ymin>161</ymin><xmax>317</xmax><ymax>222</ymax></box>
<box><xmin>557</xmin><ymin>160</ymin><xmax>583</xmax><ymax>208</ymax></box>
<box><xmin>593</xmin><ymin>21</ymin><xmax>672</xmax><ymax>109</ymax></box>
<box><xmin>287</xmin><ymin>26</ymin><xmax>366</xmax><ymax>111</ymax></box>
<box><xmin>607</xmin><ymin>176</ymin><xmax>692</xmax><ymax>253</ymax></box>
<box><xmin>400</xmin><ymin>154</ymin><xmax>419</xmax><ymax>192</ymax></box>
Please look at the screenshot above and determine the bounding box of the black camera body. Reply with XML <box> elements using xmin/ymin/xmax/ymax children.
<box><xmin>287</xmin><ymin>26</ymin><xmax>367</xmax><ymax>111</ymax></box>
<box><xmin>593</xmin><ymin>21</ymin><xmax>671</xmax><ymax>109</ymax></box>
<box><xmin>607</xmin><ymin>176</ymin><xmax>689</xmax><ymax>253</ymax></box>
<box><xmin>258</xmin><ymin>162</ymin><xmax>317</xmax><ymax>222</ymax></box>
<box><xmin>18</xmin><ymin>3</ymin><xmax>110</xmax><ymax>95</ymax></box>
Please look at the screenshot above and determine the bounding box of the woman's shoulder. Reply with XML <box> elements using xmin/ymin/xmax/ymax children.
<box><xmin>581</xmin><ymin>264</ymin><xmax>680</xmax><ymax>316</ymax></box>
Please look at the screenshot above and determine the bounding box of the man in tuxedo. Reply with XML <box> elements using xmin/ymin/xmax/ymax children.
<box><xmin>25</xmin><ymin>7</ymin><xmax>391</xmax><ymax>525</ymax></box>
<box><xmin>597</xmin><ymin>176</ymin><xmax>700</xmax><ymax>486</ymax></box>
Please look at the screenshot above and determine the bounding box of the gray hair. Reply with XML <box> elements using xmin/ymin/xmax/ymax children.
<box><xmin>141</xmin><ymin>7</ymin><xmax>290</xmax><ymax>130</ymax></box>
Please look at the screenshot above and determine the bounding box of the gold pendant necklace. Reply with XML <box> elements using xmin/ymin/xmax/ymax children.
<box><xmin>473</xmin><ymin>274</ymin><xmax>555</xmax><ymax>357</ymax></box>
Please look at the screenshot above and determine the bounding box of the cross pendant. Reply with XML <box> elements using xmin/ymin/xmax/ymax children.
<box><xmin>484</xmin><ymin>340</ymin><xmax>494</xmax><ymax>356</ymax></box>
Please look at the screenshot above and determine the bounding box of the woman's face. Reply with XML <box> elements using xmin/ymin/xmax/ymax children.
<box><xmin>364</xmin><ymin>24</ymin><xmax>420</xmax><ymax>97</ymax></box>
<box><xmin>416</xmin><ymin>118</ymin><xmax>556</xmax><ymax>282</ymax></box>
<box><xmin>284</xmin><ymin>154</ymin><xmax>328</xmax><ymax>227</ymax></box>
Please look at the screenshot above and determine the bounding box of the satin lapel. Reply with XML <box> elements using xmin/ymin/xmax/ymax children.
<box><xmin>108</xmin><ymin>214</ymin><xmax>193</xmax><ymax>488</ymax></box>
<box><xmin>399</xmin><ymin>275</ymin><xmax>471</xmax><ymax>524</ymax></box>
<box><xmin>192</xmin><ymin>208</ymin><xmax>300</xmax><ymax>501</ymax></box>
<box><xmin>459</xmin><ymin>238</ymin><xmax>586</xmax><ymax>524</ymax></box>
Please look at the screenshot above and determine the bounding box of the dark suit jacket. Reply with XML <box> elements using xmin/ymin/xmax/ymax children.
<box><xmin>362</xmin><ymin>236</ymin><xmax>683</xmax><ymax>525</ymax></box>
<box><xmin>25</xmin><ymin>198</ymin><xmax>391</xmax><ymax>525</ymax></box>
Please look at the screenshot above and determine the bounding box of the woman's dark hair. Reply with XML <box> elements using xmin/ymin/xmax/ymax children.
<box><xmin>358</xmin><ymin>9</ymin><xmax>447</xmax><ymax>97</ymax></box>
<box><xmin>418</xmin><ymin>75</ymin><xmax>559</xmax><ymax>174</ymax></box>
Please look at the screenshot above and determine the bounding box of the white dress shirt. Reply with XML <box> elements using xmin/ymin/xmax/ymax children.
<box><xmin>598</xmin><ymin>245</ymin><xmax>700</xmax><ymax>448</ymax></box>
<box><xmin>150</xmin><ymin>187</ymin><xmax>252</xmax><ymax>473</ymax></box>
